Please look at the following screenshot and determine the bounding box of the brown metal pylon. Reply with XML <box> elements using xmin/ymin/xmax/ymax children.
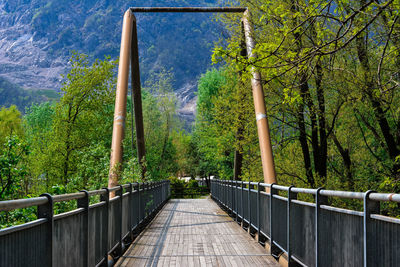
<box><xmin>108</xmin><ymin>7</ymin><xmax>277</xmax><ymax>195</ymax></box>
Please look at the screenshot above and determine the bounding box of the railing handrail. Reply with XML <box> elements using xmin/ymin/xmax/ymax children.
<box><xmin>0</xmin><ymin>181</ymin><xmax>168</xmax><ymax>212</ymax></box>
<box><xmin>210</xmin><ymin>179</ymin><xmax>400</xmax><ymax>267</ymax></box>
<box><xmin>214</xmin><ymin>179</ymin><xmax>400</xmax><ymax>203</ymax></box>
<box><xmin>0</xmin><ymin>180</ymin><xmax>171</xmax><ymax>266</ymax></box>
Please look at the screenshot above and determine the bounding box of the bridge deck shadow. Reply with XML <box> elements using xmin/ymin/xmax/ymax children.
<box><xmin>116</xmin><ymin>198</ymin><xmax>279</xmax><ymax>267</ymax></box>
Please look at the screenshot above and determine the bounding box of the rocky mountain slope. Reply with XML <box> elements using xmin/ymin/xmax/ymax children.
<box><xmin>0</xmin><ymin>0</ymin><xmax>226</xmax><ymax>122</ymax></box>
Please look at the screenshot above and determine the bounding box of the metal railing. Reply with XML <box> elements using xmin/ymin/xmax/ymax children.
<box><xmin>0</xmin><ymin>181</ymin><xmax>170</xmax><ymax>267</ymax></box>
<box><xmin>211</xmin><ymin>180</ymin><xmax>400</xmax><ymax>267</ymax></box>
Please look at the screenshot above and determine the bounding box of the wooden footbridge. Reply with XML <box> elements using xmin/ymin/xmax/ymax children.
<box><xmin>116</xmin><ymin>198</ymin><xmax>277</xmax><ymax>267</ymax></box>
<box><xmin>1</xmin><ymin>7</ymin><xmax>400</xmax><ymax>267</ymax></box>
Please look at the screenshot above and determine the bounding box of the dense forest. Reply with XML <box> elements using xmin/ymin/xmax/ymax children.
<box><xmin>0</xmin><ymin>0</ymin><xmax>222</xmax><ymax>90</ymax></box>
<box><xmin>1</xmin><ymin>0</ymin><xmax>400</xmax><ymax>226</ymax></box>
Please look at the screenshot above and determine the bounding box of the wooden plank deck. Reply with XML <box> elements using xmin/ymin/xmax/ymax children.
<box><xmin>116</xmin><ymin>198</ymin><xmax>279</xmax><ymax>267</ymax></box>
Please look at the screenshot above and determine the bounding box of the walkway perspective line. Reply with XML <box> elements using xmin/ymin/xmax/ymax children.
<box><xmin>116</xmin><ymin>198</ymin><xmax>279</xmax><ymax>267</ymax></box>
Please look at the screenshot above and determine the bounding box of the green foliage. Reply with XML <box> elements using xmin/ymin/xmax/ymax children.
<box><xmin>130</xmin><ymin>69</ymin><xmax>180</xmax><ymax>181</ymax></box>
<box><xmin>197</xmin><ymin>69</ymin><xmax>227</xmax><ymax>121</ymax></box>
<box><xmin>202</xmin><ymin>0</ymin><xmax>400</xmax><ymax>214</ymax></box>
<box><xmin>0</xmin><ymin>206</ymin><xmax>36</xmax><ymax>229</ymax></box>
<box><xmin>192</xmin><ymin>68</ymin><xmax>239</xmax><ymax>180</ymax></box>
<box><xmin>172</xmin><ymin>130</ymin><xmax>198</xmax><ymax>178</ymax></box>
<box><xmin>187</xmin><ymin>179</ymin><xmax>199</xmax><ymax>189</ymax></box>
<box><xmin>0</xmin><ymin>77</ymin><xmax>47</xmax><ymax>112</ymax></box>
<box><xmin>0</xmin><ymin>136</ymin><xmax>29</xmax><ymax>200</ymax></box>
<box><xmin>42</xmin><ymin>53</ymin><xmax>116</xmax><ymax>185</ymax></box>
<box><xmin>0</xmin><ymin>105</ymin><xmax>23</xmax><ymax>142</ymax></box>
<box><xmin>169</xmin><ymin>177</ymin><xmax>208</xmax><ymax>199</ymax></box>
<box><xmin>3</xmin><ymin>0</ymin><xmax>400</xmax><ymax>225</ymax></box>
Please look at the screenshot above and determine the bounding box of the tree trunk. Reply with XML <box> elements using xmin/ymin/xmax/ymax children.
<box><xmin>332</xmin><ymin>132</ymin><xmax>354</xmax><ymax>191</ymax></box>
<box><xmin>355</xmin><ymin>24</ymin><xmax>400</xmax><ymax>177</ymax></box>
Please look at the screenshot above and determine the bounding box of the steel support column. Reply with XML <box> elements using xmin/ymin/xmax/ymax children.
<box><xmin>109</xmin><ymin>10</ymin><xmax>134</xmax><ymax>189</ymax></box>
<box><xmin>242</xmin><ymin>11</ymin><xmax>277</xmax><ymax>185</ymax></box>
<box><xmin>109</xmin><ymin>10</ymin><xmax>146</xmax><ymax>191</ymax></box>
<box><xmin>130</xmin><ymin>17</ymin><xmax>146</xmax><ymax>178</ymax></box>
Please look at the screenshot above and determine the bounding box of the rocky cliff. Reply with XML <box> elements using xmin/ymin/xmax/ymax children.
<box><xmin>0</xmin><ymin>0</ymin><xmax>224</xmax><ymax>121</ymax></box>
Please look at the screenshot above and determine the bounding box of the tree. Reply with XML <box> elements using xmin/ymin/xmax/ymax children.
<box><xmin>38</xmin><ymin>53</ymin><xmax>116</xmax><ymax>187</ymax></box>
<box><xmin>0</xmin><ymin>136</ymin><xmax>29</xmax><ymax>200</ymax></box>
<box><xmin>24</xmin><ymin>102</ymin><xmax>55</xmax><ymax>192</ymax></box>
<box><xmin>212</xmin><ymin>0</ymin><xmax>400</xmax><ymax>194</ymax></box>
<box><xmin>193</xmin><ymin>68</ymin><xmax>241</xmax><ymax>180</ymax></box>
<box><xmin>0</xmin><ymin>105</ymin><xmax>23</xmax><ymax>142</ymax></box>
<box><xmin>140</xmin><ymin>69</ymin><xmax>179</xmax><ymax>180</ymax></box>
<box><xmin>0</xmin><ymin>106</ymin><xmax>28</xmax><ymax>200</ymax></box>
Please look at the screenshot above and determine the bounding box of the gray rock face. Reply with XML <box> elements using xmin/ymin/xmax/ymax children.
<box><xmin>0</xmin><ymin>0</ymin><xmax>222</xmax><ymax>125</ymax></box>
<box><xmin>0</xmin><ymin>2</ymin><xmax>66</xmax><ymax>90</ymax></box>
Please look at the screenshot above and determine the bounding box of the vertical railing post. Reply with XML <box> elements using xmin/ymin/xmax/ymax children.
<box><xmin>213</xmin><ymin>180</ymin><xmax>216</xmax><ymax>200</ymax></box>
<box><xmin>257</xmin><ymin>182</ymin><xmax>261</xmax><ymax>241</ymax></box>
<box><xmin>162</xmin><ymin>182</ymin><xmax>164</xmax><ymax>204</ymax></box>
<box><xmin>144</xmin><ymin>182</ymin><xmax>148</xmax><ymax>218</ymax></box>
<box><xmin>287</xmin><ymin>186</ymin><xmax>297</xmax><ymax>266</ymax></box>
<box><xmin>219</xmin><ymin>180</ymin><xmax>221</xmax><ymax>202</ymax></box>
<box><xmin>128</xmin><ymin>183</ymin><xmax>134</xmax><ymax>238</ymax></box>
<box><xmin>159</xmin><ymin>182</ymin><xmax>161</xmax><ymax>206</ymax></box>
<box><xmin>78</xmin><ymin>190</ymin><xmax>90</xmax><ymax>267</ymax></box>
<box><xmin>363</xmin><ymin>190</ymin><xmax>379</xmax><ymax>267</ymax></box>
<box><xmin>222</xmin><ymin>180</ymin><xmax>224</xmax><ymax>205</ymax></box>
<box><xmin>156</xmin><ymin>182</ymin><xmax>159</xmax><ymax>209</ymax></box>
<box><xmin>159</xmin><ymin>182</ymin><xmax>162</xmax><ymax>207</ymax></box>
<box><xmin>248</xmin><ymin>182</ymin><xmax>252</xmax><ymax>232</ymax></box>
<box><xmin>221</xmin><ymin>180</ymin><xmax>223</xmax><ymax>203</ymax></box>
<box><xmin>165</xmin><ymin>181</ymin><xmax>167</xmax><ymax>202</ymax></box>
<box><xmin>153</xmin><ymin>182</ymin><xmax>156</xmax><ymax>212</ymax></box>
<box><xmin>153</xmin><ymin>182</ymin><xmax>156</xmax><ymax>211</ymax></box>
<box><xmin>152</xmin><ymin>182</ymin><xmax>156</xmax><ymax>213</ymax></box>
<box><xmin>168</xmin><ymin>180</ymin><xmax>171</xmax><ymax>198</ymax></box>
<box><xmin>161</xmin><ymin>181</ymin><xmax>164</xmax><ymax>204</ymax></box>
<box><xmin>134</xmin><ymin>183</ymin><xmax>139</xmax><ymax>229</ymax></box>
<box><xmin>234</xmin><ymin>181</ymin><xmax>238</xmax><ymax>223</ymax></box>
<box><xmin>217</xmin><ymin>179</ymin><xmax>222</xmax><ymax>204</ymax></box>
<box><xmin>100</xmin><ymin>188</ymin><xmax>110</xmax><ymax>266</ymax></box>
<box><xmin>231</xmin><ymin>180</ymin><xmax>234</xmax><ymax>214</ymax></box>
<box><xmin>117</xmin><ymin>185</ymin><xmax>124</xmax><ymax>255</ymax></box>
<box><xmin>138</xmin><ymin>183</ymin><xmax>142</xmax><ymax>224</ymax></box>
<box><xmin>220</xmin><ymin>180</ymin><xmax>222</xmax><ymax>203</ymax></box>
<box><xmin>315</xmin><ymin>188</ymin><xmax>327</xmax><ymax>267</ymax></box>
<box><xmin>38</xmin><ymin>193</ymin><xmax>54</xmax><ymax>267</ymax></box>
<box><xmin>138</xmin><ymin>183</ymin><xmax>145</xmax><ymax>224</ymax></box>
<box><xmin>148</xmin><ymin>182</ymin><xmax>152</xmax><ymax>213</ymax></box>
<box><xmin>269</xmin><ymin>183</ymin><xmax>278</xmax><ymax>254</ymax></box>
<box><xmin>215</xmin><ymin>180</ymin><xmax>218</xmax><ymax>201</ymax></box>
<box><xmin>142</xmin><ymin>182</ymin><xmax>146</xmax><ymax>219</ymax></box>
<box><xmin>216</xmin><ymin>180</ymin><xmax>218</xmax><ymax>201</ymax></box>
<box><xmin>149</xmin><ymin>182</ymin><xmax>153</xmax><ymax>214</ymax></box>
<box><xmin>228</xmin><ymin>180</ymin><xmax>231</xmax><ymax>211</ymax></box>
<box><xmin>224</xmin><ymin>180</ymin><xmax>227</xmax><ymax>207</ymax></box>
<box><xmin>241</xmin><ymin>180</ymin><xmax>244</xmax><ymax>227</ymax></box>
<box><xmin>224</xmin><ymin>180</ymin><xmax>227</xmax><ymax>206</ymax></box>
<box><xmin>226</xmin><ymin>180</ymin><xmax>228</xmax><ymax>206</ymax></box>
